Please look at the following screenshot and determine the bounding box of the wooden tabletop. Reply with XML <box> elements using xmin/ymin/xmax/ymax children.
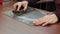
<box><xmin>0</xmin><ymin>4</ymin><xmax>60</xmax><ymax>34</ymax></box>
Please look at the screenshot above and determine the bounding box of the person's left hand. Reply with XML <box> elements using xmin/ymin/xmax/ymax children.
<box><xmin>33</xmin><ymin>14</ymin><xmax>58</xmax><ymax>26</ymax></box>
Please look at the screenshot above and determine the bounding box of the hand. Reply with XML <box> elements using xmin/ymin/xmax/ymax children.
<box><xmin>33</xmin><ymin>14</ymin><xmax>58</xmax><ymax>26</ymax></box>
<box><xmin>13</xmin><ymin>1</ymin><xmax>28</xmax><ymax>11</ymax></box>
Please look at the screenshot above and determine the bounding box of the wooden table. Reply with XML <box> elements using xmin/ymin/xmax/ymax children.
<box><xmin>0</xmin><ymin>5</ymin><xmax>60</xmax><ymax>34</ymax></box>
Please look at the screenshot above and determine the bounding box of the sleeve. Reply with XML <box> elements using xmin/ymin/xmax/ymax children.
<box><xmin>54</xmin><ymin>0</ymin><xmax>60</xmax><ymax>21</ymax></box>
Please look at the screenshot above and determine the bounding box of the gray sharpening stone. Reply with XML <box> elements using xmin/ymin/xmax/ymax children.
<box><xmin>2</xmin><ymin>7</ymin><xmax>47</xmax><ymax>26</ymax></box>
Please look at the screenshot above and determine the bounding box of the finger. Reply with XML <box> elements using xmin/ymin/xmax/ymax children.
<box><xmin>42</xmin><ymin>22</ymin><xmax>49</xmax><ymax>26</ymax></box>
<box><xmin>23</xmin><ymin>4</ymin><xmax>28</xmax><ymax>11</ymax></box>
<box><xmin>37</xmin><ymin>18</ymin><xmax>45</xmax><ymax>25</ymax></box>
<box><xmin>33</xmin><ymin>19</ymin><xmax>45</xmax><ymax>26</ymax></box>
<box><xmin>22</xmin><ymin>3</ymin><xmax>28</xmax><ymax>11</ymax></box>
<box><xmin>17</xmin><ymin>4</ymin><xmax>22</xmax><ymax>11</ymax></box>
<box><xmin>13</xmin><ymin>3</ymin><xmax>18</xmax><ymax>11</ymax></box>
<box><xmin>33</xmin><ymin>18</ymin><xmax>42</xmax><ymax>24</ymax></box>
<box><xmin>33</xmin><ymin>20</ymin><xmax>40</xmax><ymax>25</ymax></box>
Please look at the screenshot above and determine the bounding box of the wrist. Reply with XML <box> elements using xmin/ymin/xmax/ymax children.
<box><xmin>51</xmin><ymin>14</ymin><xmax>58</xmax><ymax>22</ymax></box>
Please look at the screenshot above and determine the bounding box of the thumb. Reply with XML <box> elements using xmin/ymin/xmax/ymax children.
<box><xmin>23</xmin><ymin>4</ymin><xmax>28</xmax><ymax>11</ymax></box>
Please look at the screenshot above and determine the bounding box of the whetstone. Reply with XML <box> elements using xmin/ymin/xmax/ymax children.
<box><xmin>2</xmin><ymin>7</ymin><xmax>47</xmax><ymax>26</ymax></box>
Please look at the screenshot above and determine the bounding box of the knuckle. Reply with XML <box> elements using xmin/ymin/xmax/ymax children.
<box><xmin>17</xmin><ymin>2</ymin><xmax>21</xmax><ymax>3</ymax></box>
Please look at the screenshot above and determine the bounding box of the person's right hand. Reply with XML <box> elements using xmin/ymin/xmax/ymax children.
<box><xmin>13</xmin><ymin>1</ymin><xmax>28</xmax><ymax>11</ymax></box>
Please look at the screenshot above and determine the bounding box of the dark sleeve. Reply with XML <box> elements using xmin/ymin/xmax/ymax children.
<box><xmin>55</xmin><ymin>0</ymin><xmax>60</xmax><ymax>21</ymax></box>
<box><xmin>17</xmin><ymin>0</ymin><xmax>40</xmax><ymax>4</ymax></box>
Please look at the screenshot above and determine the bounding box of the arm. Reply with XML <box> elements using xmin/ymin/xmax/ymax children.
<box><xmin>55</xmin><ymin>0</ymin><xmax>60</xmax><ymax>21</ymax></box>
